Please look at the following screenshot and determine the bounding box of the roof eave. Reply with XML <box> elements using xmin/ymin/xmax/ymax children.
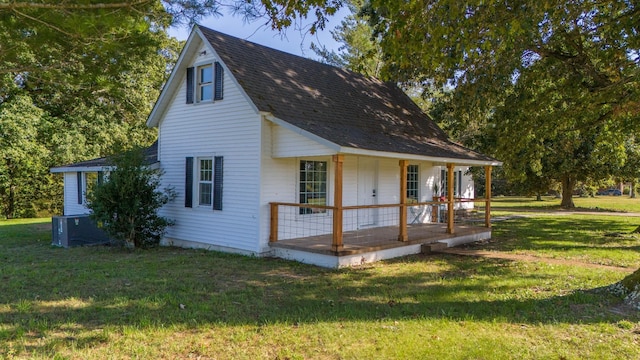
<box><xmin>147</xmin><ymin>25</ymin><xmax>201</xmax><ymax>128</ymax></box>
<box><xmin>50</xmin><ymin>165</ymin><xmax>111</xmax><ymax>173</ymax></box>
<box><xmin>339</xmin><ymin>147</ymin><xmax>502</xmax><ymax>166</ymax></box>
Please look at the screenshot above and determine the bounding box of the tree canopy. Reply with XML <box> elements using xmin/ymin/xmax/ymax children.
<box><xmin>0</xmin><ymin>1</ymin><xmax>181</xmax><ymax>217</ymax></box>
<box><xmin>2</xmin><ymin>0</ymin><xmax>639</xmax><ymax>216</ymax></box>
<box><xmin>311</xmin><ymin>0</ymin><xmax>382</xmax><ymax>77</ymax></box>
<box><xmin>358</xmin><ymin>0</ymin><xmax>640</xmax><ymax>207</ymax></box>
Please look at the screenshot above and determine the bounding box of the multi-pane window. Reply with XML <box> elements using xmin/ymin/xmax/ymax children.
<box><xmin>187</xmin><ymin>63</ymin><xmax>223</xmax><ymax>104</ymax></box>
<box><xmin>407</xmin><ymin>165</ymin><xmax>419</xmax><ymax>201</ymax></box>
<box><xmin>198</xmin><ymin>65</ymin><xmax>213</xmax><ymax>102</ymax></box>
<box><xmin>198</xmin><ymin>158</ymin><xmax>213</xmax><ymax>206</ymax></box>
<box><xmin>299</xmin><ymin>160</ymin><xmax>327</xmax><ymax>214</ymax></box>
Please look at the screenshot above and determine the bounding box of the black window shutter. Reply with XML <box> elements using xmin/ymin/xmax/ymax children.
<box><xmin>97</xmin><ymin>171</ymin><xmax>104</xmax><ymax>185</ymax></box>
<box><xmin>213</xmin><ymin>156</ymin><xmax>223</xmax><ymax>210</ymax></box>
<box><xmin>77</xmin><ymin>172</ymin><xmax>83</xmax><ymax>204</ymax></box>
<box><xmin>458</xmin><ymin>170</ymin><xmax>462</xmax><ymax>196</ymax></box>
<box><xmin>186</xmin><ymin>67</ymin><xmax>194</xmax><ymax>104</ymax></box>
<box><xmin>214</xmin><ymin>62</ymin><xmax>223</xmax><ymax>100</ymax></box>
<box><xmin>185</xmin><ymin>157</ymin><xmax>193</xmax><ymax>208</ymax></box>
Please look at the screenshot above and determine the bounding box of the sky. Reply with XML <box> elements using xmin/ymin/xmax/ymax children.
<box><xmin>168</xmin><ymin>7</ymin><xmax>351</xmax><ymax>60</ymax></box>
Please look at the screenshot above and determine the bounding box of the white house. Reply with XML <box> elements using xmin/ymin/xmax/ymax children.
<box><xmin>51</xmin><ymin>26</ymin><xmax>501</xmax><ymax>267</ymax></box>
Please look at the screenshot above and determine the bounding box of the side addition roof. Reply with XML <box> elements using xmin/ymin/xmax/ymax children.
<box><xmin>50</xmin><ymin>141</ymin><xmax>158</xmax><ymax>173</ymax></box>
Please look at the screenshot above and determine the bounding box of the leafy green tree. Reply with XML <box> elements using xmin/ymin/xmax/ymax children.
<box><xmin>1</xmin><ymin>2</ymin><xmax>181</xmax><ymax>217</ymax></box>
<box><xmin>312</xmin><ymin>0</ymin><xmax>382</xmax><ymax>77</ymax></box>
<box><xmin>359</xmin><ymin>0</ymin><xmax>640</xmax><ymax>208</ymax></box>
<box><xmin>620</xmin><ymin>137</ymin><xmax>640</xmax><ymax>199</ymax></box>
<box><xmin>0</xmin><ymin>95</ymin><xmax>49</xmax><ymax>218</ymax></box>
<box><xmin>480</xmin><ymin>55</ymin><xmax>630</xmax><ymax>207</ymax></box>
<box><xmin>87</xmin><ymin>147</ymin><xmax>175</xmax><ymax>248</ymax></box>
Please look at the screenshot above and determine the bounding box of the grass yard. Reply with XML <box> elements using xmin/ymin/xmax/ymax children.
<box><xmin>1</xmin><ymin>215</ymin><xmax>639</xmax><ymax>359</ymax></box>
<box><xmin>475</xmin><ymin>214</ymin><xmax>640</xmax><ymax>268</ymax></box>
<box><xmin>491</xmin><ymin>195</ymin><xmax>640</xmax><ymax>213</ymax></box>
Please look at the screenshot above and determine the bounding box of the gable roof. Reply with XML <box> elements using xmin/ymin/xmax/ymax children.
<box><xmin>151</xmin><ymin>25</ymin><xmax>498</xmax><ymax>165</ymax></box>
<box><xmin>50</xmin><ymin>141</ymin><xmax>158</xmax><ymax>173</ymax></box>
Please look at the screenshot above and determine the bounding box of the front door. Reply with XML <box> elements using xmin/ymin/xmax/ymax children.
<box><xmin>357</xmin><ymin>157</ymin><xmax>378</xmax><ymax>227</ymax></box>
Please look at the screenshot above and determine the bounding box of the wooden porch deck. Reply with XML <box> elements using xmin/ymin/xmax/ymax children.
<box><xmin>269</xmin><ymin>223</ymin><xmax>491</xmax><ymax>256</ymax></box>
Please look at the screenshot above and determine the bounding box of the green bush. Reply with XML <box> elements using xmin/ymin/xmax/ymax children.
<box><xmin>86</xmin><ymin>146</ymin><xmax>175</xmax><ymax>248</ymax></box>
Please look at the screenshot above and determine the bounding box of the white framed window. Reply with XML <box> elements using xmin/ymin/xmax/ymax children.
<box><xmin>185</xmin><ymin>156</ymin><xmax>223</xmax><ymax>210</ymax></box>
<box><xmin>197</xmin><ymin>64</ymin><xmax>213</xmax><ymax>102</ymax></box>
<box><xmin>198</xmin><ymin>158</ymin><xmax>213</xmax><ymax>206</ymax></box>
<box><xmin>186</xmin><ymin>62</ymin><xmax>223</xmax><ymax>104</ymax></box>
<box><xmin>299</xmin><ymin>160</ymin><xmax>327</xmax><ymax>214</ymax></box>
<box><xmin>407</xmin><ymin>164</ymin><xmax>419</xmax><ymax>201</ymax></box>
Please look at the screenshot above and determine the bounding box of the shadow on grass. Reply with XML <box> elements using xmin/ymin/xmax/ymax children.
<box><xmin>1</xmin><ymin>219</ymin><xmax>637</xmax><ymax>354</ymax></box>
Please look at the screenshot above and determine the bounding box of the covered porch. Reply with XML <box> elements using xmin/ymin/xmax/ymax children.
<box><xmin>268</xmin><ymin>155</ymin><xmax>496</xmax><ymax>267</ymax></box>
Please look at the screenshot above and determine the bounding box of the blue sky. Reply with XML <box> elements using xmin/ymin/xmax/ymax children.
<box><xmin>168</xmin><ymin>7</ymin><xmax>350</xmax><ymax>59</ymax></box>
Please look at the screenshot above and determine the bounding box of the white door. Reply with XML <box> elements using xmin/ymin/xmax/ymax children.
<box><xmin>357</xmin><ymin>157</ymin><xmax>378</xmax><ymax>227</ymax></box>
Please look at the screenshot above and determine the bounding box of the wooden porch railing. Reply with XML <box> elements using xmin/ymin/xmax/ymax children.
<box><xmin>270</xmin><ymin>198</ymin><xmax>491</xmax><ymax>252</ymax></box>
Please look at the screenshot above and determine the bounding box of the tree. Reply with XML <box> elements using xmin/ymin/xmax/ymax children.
<box><xmin>86</xmin><ymin>146</ymin><xmax>175</xmax><ymax>248</ymax></box>
<box><xmin>0</xmin><ymin>95</ymin><xmax>49</xmax><ymax>218</ymax></box>
<box><xmin>0</xmin><ymin>0</ymin><xmax>342</xmax><ymax>78</ymax></box>
<box><xmin>358</xmin><ymin>0</ymin><xmax>640</xmax><ymax>208</ymax></box>
<box><xmin>1</xmin><ymin>1</ymin><xmax>182</xmax><ymax>217</ymax></box>
<box><xmin>311</xmin><ymin>0</ymin><xmax>382</xmax><ymax>77</ymax></box>
<box><xmin>620</xmin><ymin>137</ymin><xmax>640</xmax><ymax>199</ymax></box>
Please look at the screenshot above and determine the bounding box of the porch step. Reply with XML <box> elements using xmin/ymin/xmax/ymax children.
<box><xmin>421</xmin><ymin>242</ymin><xmax>448</xmax><ymax>254</ymax></box>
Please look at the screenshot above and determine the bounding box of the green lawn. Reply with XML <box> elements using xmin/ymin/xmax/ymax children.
<box><xmin>477</xmin><ymin>214</ymin><xmax>640</xmax><ymax>268</ymax></box>
<box><xmin>491</xmin><ymin>195</ymin><xmax>640</xmax><ymax>213</ymax></box>
<box><xmin>1</xmin><ymin>216</ymin><xmax>639</xmax><ymax>359</ymax></box>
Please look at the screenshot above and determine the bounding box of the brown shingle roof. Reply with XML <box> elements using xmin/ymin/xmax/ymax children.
<box><xmin>199</xmin><ymin>26</ymin><xmax>496</xmax><ymax>163</ymax></box>
<box><xmin>51</xmin><ymin>141</ymin><xmax>158</xmax><ymax>171</ymax></box>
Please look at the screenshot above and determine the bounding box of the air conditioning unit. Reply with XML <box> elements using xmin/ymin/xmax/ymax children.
<box><xmin>51</xmin><ymin>215</ymin><xmax>111</xmax><ymax>248</ymax></box>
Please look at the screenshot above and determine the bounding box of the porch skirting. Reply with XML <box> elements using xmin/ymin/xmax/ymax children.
<box><xmin>270</xmin><ymin>225</ymin><xmax>491</xmax><ymax>268</ymax></box>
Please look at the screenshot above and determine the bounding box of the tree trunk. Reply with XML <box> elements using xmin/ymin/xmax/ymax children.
<box><xmin>7</xmin><ymin>184</ymin><xmax>15</xmax><ymax>219</ymax></box>
<box><xmin>560</xmin><ymin>176</ymin><xmax>575</xmax><ymax>208</ymax></box>
<box><xmin>4</xmin><ymin>159</ymin><xmax>16</xmax><ymax>219</ymax></box>
<box><xmin>630</xmin><ymin>180</ymin><xmax>636</xmax><ymax>199</ymax></box>
<box><xmin>621</xmin><ymin>267</ymin><xmax>640</xmax><ymax>292</ymax></box>
<box><xmin>536</xmin><ymin>192</ymin><xmax>542</xmax><ymax>201</ymax></box>
<box><xmin>618</xmin><ymin>267</ymin><xmax>640</xmax><ymax>309</ymax></box>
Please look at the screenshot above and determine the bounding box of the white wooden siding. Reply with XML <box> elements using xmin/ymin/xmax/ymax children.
<box><xmin>157</xmin><ymin>49</ymin><xmax>263</xmax><ymax>253</ymax></box>
<box><xmin>62</xmin><ymin>172</ymin><xmax>90</xmax><ymax>215</ymax></box>
<box><xmin>271</xmin><ymin>125</ymin><xmax>336</xmax><ymax>158</ymax></box>
<box><xmin>258</xmin><ymin>120</ymin><xmax>297</xmax><ymax>249</ymax></box>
